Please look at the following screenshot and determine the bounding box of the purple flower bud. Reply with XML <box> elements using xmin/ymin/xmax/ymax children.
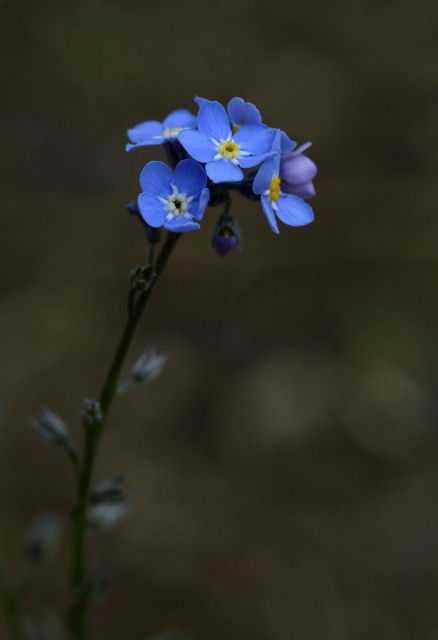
<box><xmin>280</xmin><ymin>143</ymin><xmax>317</xmax><ymax>199</ymax></box>
<box><xmin>211</xmin><ymin>211</ymin><xmax>242</xmax><ymax>257</ymax></box>
<box><xmin>214</xmin><ymin>234</ymin><xmax>239</xmax><ymax>257</ymax></box>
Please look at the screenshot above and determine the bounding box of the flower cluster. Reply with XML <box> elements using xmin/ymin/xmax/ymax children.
<box><xmin>126</xmin><ymin>97</ymin><xmax>317</xmax><ymax>254</ymax></box>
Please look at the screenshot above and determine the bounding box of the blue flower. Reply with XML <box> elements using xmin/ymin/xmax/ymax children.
<box><xmin>138</xmin><ymin>160</ymin><xmax>209</xmax><ymax>233</ymax></box>
<box><xmin>179</xmin><ymin>101</ymin><xmax>274</xmax><ymax>184</ymax></box>
<box><xmin>227</xmin><ymin>97</ymin><xmax>262</xmax><ymax>129</ymax></box>
<box><xmin>280</xmin><ymin>142</ymin><xmax>317</xmax><ymax>199</ymax></box>
<box><xmin>126</xmin><ymin>109</ymin><xmax>197</xmax><ymax>151</ymax></box>
<box><xmin>253</xmin><ymin>131</ymin><xmax>314</xmax><ymax>233</ymax></box>
<box><xmin>195</xmin><ymin>96</ymin><xmax>262</xmax><ymax>130</ymax></box>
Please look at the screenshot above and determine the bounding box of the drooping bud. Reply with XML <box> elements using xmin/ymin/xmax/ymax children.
<box><xmin>87</xmin><ymin>501</ymin><xmax>132</xmax><ymax>531</ymax></box>
<box><xmin>211</xmin><ymin>210</ymin><xmax>243</xmax><ymax>257</ymax></box>
<box><xmin>131</xmin><ymin>348</ymin><xmax>166</xmax><ymax>385</ymax></box>
<box><xmin>30</xmin><ymin>408</ymin><xmax>70</xmax><ymax>446</ymax></box>
<box><xmin>117</xmin><ymin>348</ymin><xmax>166</xmax><ymax>394</ymax></box>
<box><xmin>89</xmin><ymin>475</ymin><xmax>126</xmax><ymax>505</ymax></box>
<box><xmin>88</xmin><ymin>475</ymin><xmax>132</xmax><ymax>530</ymax></box>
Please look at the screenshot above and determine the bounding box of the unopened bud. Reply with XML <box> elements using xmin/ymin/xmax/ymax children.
<box><xmin>81</xmin><ymin>400</ymin><xmax>103</xmax><ymax>428</ymax></box>
<box><xmin>131</xmin><ymin>348</ymin><xmax>166</xmax><ymax>385</ymax></box>
<box><xmin>211</xmin><ymin>211</ymin><xmax>243</xmax><ymax>257</ymax></box>
<box><xmin>129</xmin><ymin>265</ymin><xmax>155</xmax><ymax>292</ymax></box>
<box><xmin>30</xmin><ymin>408</ymin><xmax>70</xmax><ymax>446</ymax></box>
<box><xmin>88</xmin><ymin>501</ymin><xmax>132</xmax><ymax>531</ymax></box>
<box><xmin>89</xmin><ymin>475</ymin><xmax>126</xmax><ymax>505</ymax></box>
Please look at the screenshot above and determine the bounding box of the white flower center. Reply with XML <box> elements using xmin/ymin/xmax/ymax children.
<box><xmin>157</xmin><ymin>184</ymin><xmax>195</xmax><ymax>221</ymax></box>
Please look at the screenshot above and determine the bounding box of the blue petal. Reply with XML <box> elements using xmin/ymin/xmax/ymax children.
<box><xmin>206</xmin><ymin>159</ymin><xmax>243</xmax><ymax>183</ymax></box>
<box><xmin>234</xmin><ymin>124</ymin><xmax>274</xmax><ymax>154</ymax></box>
<box><xmin>164</xmin><ymin>217</ymin><xmax>200</xmax><ymax>233</ymax></box>
<box><xmin>195</xmin><ymin>187</ymin><xmax>210</xmax><ymax>220</ymax></box>
<box><xmin>163</xmin><ymin>109</ymin><xmax>197</xmax><ymax>130</ymax></box>
<box><xmin>138</xmin><ymin>192</ymin><xmax>167</xmax><ymax>228</ymax></box>
<box><xmin>279</xmin><ymin>130</ymin><xmax>297</xmax><ymax>153</ymax></box>
<box><xmin>178</xmin><ymin>130</ymin><xmax>216</xmax><ymax>162</ymax></box>
<box><xmin>197</xmin><ymin>101</ymin><xmax>231</xmax><ymax>141</ymax></box>
<box><xmin>173</xmin><ymin>159</ymin><xmax>207</xmax><ymax>196</ymax></box>
<box><xmin>239</xmin><ymin>149</ymin><xmax>277</xmax><ymax>169</ymax></box>
<box><xmin>252</xmin><ymin>158</ymin><xmax>276</xmax><ymax>194</ymax></box>
<box><xmin>276</xmin><ymin>194</ymin><xmax>314</xmax><ymax>227</ymax></box>
<box><xmin>227</xmin><ymin>97</ymin><xmax>262</xmax><ymax>126</ymax></box>
<box><xmin>270</xmin><ymin>129</ymin><xmax>283</xmax><ymax>154</ymax></box>
<box><xmin>127</xmin><ymin>120</ymin><xmax>163</xmax><ymax>143</ymax></box>
<box><xmin>194</xmin><ymin>96</ymin><xmax>211</xmax><ymax>108</ymax></box>
<box><xmin>260</xmin><ymin>195</ymin><xmax>279</xmax><ymax>234</ymax></box>
<box><xmin>139</xmin><ymin>161</ymin><xmax>173</xmax><ymax>196</ymax></box>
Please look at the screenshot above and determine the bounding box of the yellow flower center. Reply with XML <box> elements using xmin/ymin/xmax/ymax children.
<box><xmin>218</xmin><ymin>140</ymin><xmax>240</xmax><ymax>160</ymax></box>
<box><xmin>269</xmin><ymin>176</ymin><xmax>281</xmax><ymax>201</ymax></box>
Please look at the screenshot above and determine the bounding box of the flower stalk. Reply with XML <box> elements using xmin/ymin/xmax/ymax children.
<box><xmin>68</xmin><ymin>231</ymin><xmax>181</xmax><ymax>640</ymax></box>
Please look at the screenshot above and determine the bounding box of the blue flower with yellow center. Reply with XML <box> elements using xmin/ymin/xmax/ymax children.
<box><xmin>137</xmin><ymin>160</ymin><xmax>209</xmax><ymax>233</ymax></box>
<box><xmin>179</xmin><ymin>101</ymin><xmax>274</xmax><ymax>184</ymax></box>
<box><xmin>195</xmin><ymin>96</ymin><xmax>296</xmax><ymax>152</ymax></box>
<box><xmin>252</xmin><ymin>131</ymin><xmax>314</xmax><ymax>233</ymax></box>
<box><xmin>126</xmin><ymin>109</ymin><xmax>197</xmax><ymax>151</ymax></box>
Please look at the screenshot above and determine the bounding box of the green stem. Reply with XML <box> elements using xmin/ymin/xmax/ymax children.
<box><xmin>68</xmin><ymin>231</ymin><xmax>181</xmax><ymax>640</ymax></box>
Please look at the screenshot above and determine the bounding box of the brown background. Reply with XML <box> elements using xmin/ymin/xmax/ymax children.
<box><xmin>1</xmin><ymin>0</ymin><xmax>438</xmax><ymax>638</ymax></box>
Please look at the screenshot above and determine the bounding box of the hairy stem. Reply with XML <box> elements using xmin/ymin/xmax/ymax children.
<box><xmin>68</xmin><ymin>231</ymin><xmax>181</xmax><ymax>640</ymax></box>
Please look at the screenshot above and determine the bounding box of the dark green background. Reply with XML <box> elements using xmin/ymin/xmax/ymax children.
<box><xmin>1</xmin><ymin>0</ymin><xmax>437</xmax><ymax>638</ymax></box>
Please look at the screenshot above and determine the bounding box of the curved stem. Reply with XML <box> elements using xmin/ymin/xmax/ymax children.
<box><xmin>68</xmin><ymin>231</ymin><xmax>181</xmax><ymax>640</ymax></box>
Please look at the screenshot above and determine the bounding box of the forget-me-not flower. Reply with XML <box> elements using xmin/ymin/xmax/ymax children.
<box><xmin>194</xmin><ymin>96</ymin><xmax>294</xmax><ymax>154</ymax></box>
<box><xmin>126</xmin><ymin>109</ymin><xmax>197</xmax><ymax>151</ymax></box>
<box><xmin>253</xmin><ymin>131</ymin><xmax>314</xmax><ymax>233</ymax></box>
<box><xmin>179</xmin><ymin>101</ymin><xmax>274</xmax><ymax>184</ymax></box>
<box><xmin>138</xmin><ymin>159</ymin><xmax>209</xmax><ymax>233</ymax></box>
<box><xmin>195</xmin><ymin>96</ymin><xmax>262</xmax><ymax>130</ymax></box>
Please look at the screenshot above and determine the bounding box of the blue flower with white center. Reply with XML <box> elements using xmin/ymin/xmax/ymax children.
<box><xmin>179</xmin><ymin>101</ymin><xmax>275</xmax><ymax>184</ymax></box>
<box><xmin>252</xmin><ymin>131</ymin><xmax>314</xmax><ymax>233</ymax></box>
<box><xmin>126</xmin><ymin>109</ymin><xmax>197</xmax><ymax>151</ymax></box>
<box><xmin>138</xmin><ymin>160</ymin><xmax>209</xmax><ymax>233</ymax></box>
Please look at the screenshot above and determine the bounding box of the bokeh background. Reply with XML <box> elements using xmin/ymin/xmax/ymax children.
<box><xmin>1</xmin><ymin>0</ymin><xmax>438</xmax><ymax>638</ymax></box>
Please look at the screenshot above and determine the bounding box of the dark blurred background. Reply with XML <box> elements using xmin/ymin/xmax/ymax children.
<box><xmin>1</xmin><ymin>0</ymin><xmax>438</xmax><ymax>638</ymax></box>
